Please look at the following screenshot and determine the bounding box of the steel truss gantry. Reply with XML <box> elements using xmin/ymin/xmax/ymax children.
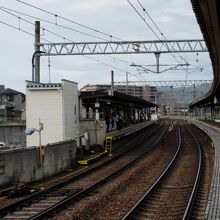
<box><xmin>36</xmin><ymin>39</ymin><xmax>207</xmax><ymax>56</ymax></box>
<box><xmin>114</xmin><ymin>80</ymin><xmax>212</xmax><ymax>87</ymax></box>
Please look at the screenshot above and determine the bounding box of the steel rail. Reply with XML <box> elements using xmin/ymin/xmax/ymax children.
<box><xmin>182</xmin><ymin>124</ymin><xmax>202</xmax><ymax>220</ymax></box>
<box><xmin>0</xmin><ymin>122</ymin><xmax>161</xmax><ymax>216</ymax></box>
<box><xmin>0</xmin><ymin>121</ymin><xmax>167</xmax><ymax>219</ymax></box>
<box><xmin>29</xmin><ymin>123</ymin><xmax>169</xmax><ymax>220</ymax></box>
<box><xmin>122</xmin><ymin>124</ymin><xmax>182</xmax><ymax>219</ymax></box>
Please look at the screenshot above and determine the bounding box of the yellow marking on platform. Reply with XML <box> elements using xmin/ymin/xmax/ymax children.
<box><xmin>77</xmin><ymin>151</ymin><xmax>108</xmax><ymax>165</ymax></box>
<box><xmin>78</xmin><ymin>160</ymin><xmax>89</xmax><ymax>165</ymax></box>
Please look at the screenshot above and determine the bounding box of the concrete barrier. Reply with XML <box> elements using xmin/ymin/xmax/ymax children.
<box><xmin>0</xmin><ymin>125</ymin><xmax>25</xmax><ymax>145</ymax></box>
<box><xmin>0</xmin><ymin>139</ymin><xmax>77</xmax><ymax>187</ymax></box>
<box><xmin>79</xmin><ymin>120</ymin><xmax>106</xmax><ymax>146</ymax></box>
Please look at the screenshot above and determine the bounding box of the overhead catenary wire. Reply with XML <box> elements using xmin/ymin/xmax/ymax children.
<box><xmin>127</xmin><ymin>0</ymin><xmax>205</xmax><ymax>73</ymax></box>
<box><xmin>127</xmin><ymin>0</ymin><xmax>186</xmax><ymax>65</ymax></box>
<box><xmin>0</xmin><ymin>6</ymin><xmax>68</xmax><ymax>42</ymax></box>
<box><xmin>128</xmin><ymin>0</ymin><xmax>204</xmax><ymax>70</ymax></box>
<box><xmin>0</xmin><ymin>5</ymin><xmax>140</xmax><ymax>80</ymax></box>
<box><xmin>0</xmin><ymin>5</ymin><xmax>136</xmax><ymax>64</ymax></box>
<box><xmin>0</xmin><ymin>5</ymin><xmax>138</xmax><ymax>66</ymax></box>
<box><xmin>136</xmin><ymin>0</ymin><xmax>164</xmax><ymax>37</ymax></box>
<box><xmin>1</xmin><ymin>1</ymin><xmax>207</xmax><ymax>82</ymax></box>
<box><xmin>16</xmin><ymin>0</ymin><xmax>123</xmax><ymax>41</ymax></box>
<box><xmin>0</xmin><ymin>5</ymin><xmax>108</xmax><ymax>42</ymax></box>
<box><xmin>13</xmin><ymin>0</ymin><xmax>151</xmax><ymax>74</ymax></box>
<box><xmin>11</xmin><ymin>1</ymin><xmax>190</xmax><ymax>72</ymax></box>
<box><xmin>136</xmin><ymin>0</ymin><xmax>195</xmax><ymax>66</ymax></box>
<box><xmin>126</xmin><ymin>0</ymin><xmax>161</xmax><ymax>40</ymax></box>
<box><xmin>0</xmin><ymin>19</ymin><xmax>51</xmax><ymax>43</ymax></box>
<box><xmin>0</xmin><ymin>19</ymin><xmax>138</xmax><ymax>80</ymax></box>
<box><xmin>138</xmin><ymin>0</ymin><xmax>207</xmax><ymax>71</ymax></box>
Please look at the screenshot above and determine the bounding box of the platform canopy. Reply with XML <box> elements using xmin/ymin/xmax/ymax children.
<box><xmin>80</xmin><ymin>89</ymin><xmax>156</xmax><ymax>108</ymax></box>
<box><xmin>190</xmin><ymin>0</ymin><xmax>220</xmax><ymax>107</ymax></box>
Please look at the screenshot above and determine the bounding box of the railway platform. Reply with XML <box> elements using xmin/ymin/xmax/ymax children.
<box><xmin>77</xmin><ymin>120</ymin><xmax>157</xmax><ymax>165</ymax></box>
<box><xmin>0</xmin><ymin>120</ymin><xmax>157</xmax><ymax>198</ymax></box>
<box><xmin>106</xmin><ymin>120</ymin><xmax>156</xmax><ymax>141</ymax></box>
<box><xmin>190</xmin><ymin>119</ymin><xmax>220</xmax><ymax>220</ymax></box>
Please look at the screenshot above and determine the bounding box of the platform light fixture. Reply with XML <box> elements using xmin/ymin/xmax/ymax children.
<box><xmin>25</xmin><ymin>119</ymin><xmax>44</xmax><ymax>166</ymax></box>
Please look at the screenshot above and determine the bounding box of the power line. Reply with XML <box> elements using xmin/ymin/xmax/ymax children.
<box><xmin>126</xmin><ymin>0</ymin><xmax>161</xmax><ymax>40</ymax></box>
<box><xmin>137</xmin><ymin>0</ymin><xmax>189</xmax><ymax>63</ymax></box>
<box><xmin>0</xmin><ymin>7</ymin><xmax>141</xmax><ymax>80</ymax></box>
<box><xmin>0</xmin><ymin>5</ymin><xmax>108</xmax><ymax>42</ymax></box>
<box><xmin>0</xmin><ymin>19</ymin><xmax>51</xmax><ymax>42</ymax></box>
<box><xmin>136</xmin><ymin>0</ymin><xmax>206</xmax><ymax>70</ymax></box>
<box><xmin>14</xmin><ymin>0</ymin><xmax>152</xmax><ymax>73</ymax></box>
<box><xmin>136</xmin><ymin>0</ymin><xmax>164</xmax><ymax>37</ymax></box>
<box><xmin>127</xmin><ymin>0</ymin><xmax>207</xmax><ymax>76</ymax></box>
<box><xmin>126</xmin><ymin>0</ymin><xmax>189</xmax><ymax>64</ymax></box>
<box><xmin>2</xmin><ymin>2</ymin><xmax>204</xmax><ymax>82</ymax></box>
<box><xmin>0</xmin><ymin>6</ymin><xmax>66</xmax><ymax>42</ymax></box>
<box><xmin>16</xmin><ymin>0</ymin><xmax>123</xmax><ymax>41</ymax></box>
<box><xmin>15</xmin><ymin>0</ymin><xmax>184</xmax><ymax>72</ymax></box>
<box><xmin>0</xmin><ymin>6</ymin><xmax>135</xmax><ymax>64</ymax></box>
<box><xmin>8</xmin><ymin>2</ymin><xmax>182</xmax><ymax>73</ymax></box>
<box><xmin>0</xmin><ymin>5</ymin><xmax>139</xmax><ymax>66</ymax></box>
<box><xmin>126</xmin><ymin>0</ymin><xmax>187</xmax><ymax>70</ymax></box>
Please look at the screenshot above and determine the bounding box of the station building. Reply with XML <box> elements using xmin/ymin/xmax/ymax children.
<box><xmin>26</xmin><ymin>80</ymin><xmax>79</xmax><ymax>147</ymax></box>
<box><xmin>26</xmin><ymin>80</ymin><xmax>156</xmax><ymax>147</ymax></box>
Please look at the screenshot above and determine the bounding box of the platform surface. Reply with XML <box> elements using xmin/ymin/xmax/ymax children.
<box><xmin>106</xmin><ymin>120</ymin><xmax>156</xmax><ymax>141</ymax></box>
<box><xmin>78</xmin><ymin>120</ymin><xmax>157</xmax><ymax>165</ymax></box>
<box><xmin>191</xmin><ymin>119</ymin><xmax>220</xmax><ymax>220</ymax></box>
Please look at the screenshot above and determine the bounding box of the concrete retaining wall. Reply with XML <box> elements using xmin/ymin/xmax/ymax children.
<box><xmin>0</xmin><ymin>139</ymin><xmax>77</xmax><ymax>187</ymax></box>
<box><xmin>0</xmin><ymin>125</ymin><xmax>25</xmax><ymax>145</ymax></box>
<box><xmin>79</xmin><ymin>120</ymin><xmax>106</xmax><ymax>146</ymax></box>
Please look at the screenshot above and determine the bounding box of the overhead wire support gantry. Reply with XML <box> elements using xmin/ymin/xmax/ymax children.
<box><xmin>114</xmin><ymin>80</ymin><xmax>212</xmax><ymax>87</ymax></box>
<box><xmin>36</xmin><ymin>39</ymin><xmax>207</xmax><ymax>56</ymax></box>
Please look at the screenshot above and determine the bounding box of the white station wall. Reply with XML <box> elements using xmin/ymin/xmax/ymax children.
<box><xmin>62</xmin><ymin>80</ymin><xmax>79</xmax><ymax>140</ymax></box>
<box><xmin>26</xmin><ymin>80</ymin><xmax>79</xmax><ymax>147</ymax></box>
<box><xmin>26</xmin><ymin>89</ymin><xmax>62</xmax><ymax>147</ymax></box>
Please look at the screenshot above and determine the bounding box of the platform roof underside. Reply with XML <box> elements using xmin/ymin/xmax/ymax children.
<box><xmin>190</xmin><ymin>0</ymin><xmax>220</xmax><ymax>107</ymax></box>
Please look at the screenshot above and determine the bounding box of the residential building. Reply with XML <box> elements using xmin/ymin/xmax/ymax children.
<box><xmin>0</xmin><ymin>86</ymin><xmax>25</xmax><ymax>120</ymax></box>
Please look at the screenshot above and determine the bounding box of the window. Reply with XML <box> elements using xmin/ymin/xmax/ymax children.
<box><xmin>6</xmin><ymin>95</ymin><xmax>14</xmax><ymax>101</ymax></box>
<box><xmin>22</xmin><ymin>95</ymin><xmax>25</xmax><ymax>103</ymax></box>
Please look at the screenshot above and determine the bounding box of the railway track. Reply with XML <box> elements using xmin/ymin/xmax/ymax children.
<box><xmin>188</xmin><ymin>124</ymin><xmax>214</xmax><ymax>220</ymax></box>
<box><xmin>0</xmin><ymin>121</ymin><xmax>164</xmax><ymax>208</ymax></box>
<box><xmin>0</xmin><ymin>121</ymin><xmax>169</xmax><ymax>219</ymax></box>
<box><xmin>122</xmin><ymin>122</ymin><xmax>202</xmax><ymax>220</ymax></box>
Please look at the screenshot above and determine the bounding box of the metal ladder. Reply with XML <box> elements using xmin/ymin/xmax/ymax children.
<box><xmin>105</xmin><ymin>136</ymin><xmax>112</xmax><ymax>157</ymax></box>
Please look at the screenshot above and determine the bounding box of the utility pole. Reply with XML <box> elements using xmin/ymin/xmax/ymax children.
<box><xmin>111</xmin><ymin>70</ymin><xmax>114</xmax><ymax>94</ymax></box>
<box><xmin>193</xmin><ymin>83</ymin><xmax>196</xmax><ymax>100</ymax></box>
<box><xmin>170</xmin><ymin>86</ymin><xmax>173</xmax><ymax>116</ymax></box>
<box><xmin>155</xmin><ymin>53</ymin><xmax>160</xmax><ymax>74</ymax></box>
<box><xmin>35</xmin><ymin>21</ymin><xmax>40</xmax><ymax>82</ymax></box>
<box><xmin>126</xmin><ymin>62</ymin><xmax>128</xmax><ymax>95</ymax></box>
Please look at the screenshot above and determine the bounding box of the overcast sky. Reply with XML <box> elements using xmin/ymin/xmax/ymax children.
<box><xmin>0</xmin><ymin>0</ymin><xmax>212</xmax><ymax>93</ymax></box>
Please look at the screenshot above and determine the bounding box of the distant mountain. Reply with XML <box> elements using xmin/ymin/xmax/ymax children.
<box><xmin>157</xmin><ymin>83</ymin><xmax>212</xmax><ymax>105</ymax></box>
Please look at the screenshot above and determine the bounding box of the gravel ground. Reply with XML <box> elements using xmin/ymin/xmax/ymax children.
<box><xmin>52</xmin><ymin>124</ymin><xmax>177</xmax><ymax>220</ymax></box>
